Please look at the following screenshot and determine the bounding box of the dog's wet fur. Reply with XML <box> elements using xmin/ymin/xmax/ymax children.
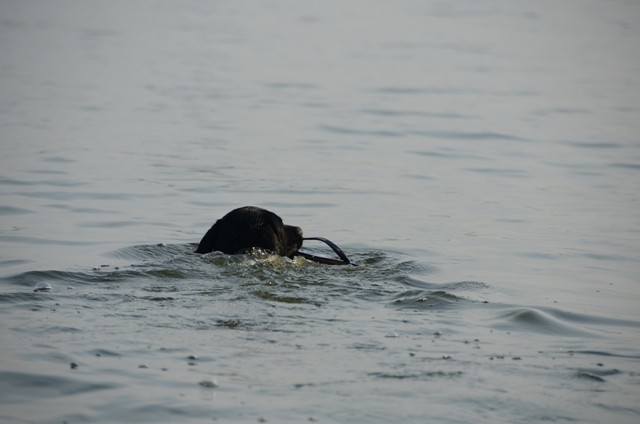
<box><xmin>195</xmin><ymin>206</ymin><xmax>303</xmax><ymax>258</ymax></box>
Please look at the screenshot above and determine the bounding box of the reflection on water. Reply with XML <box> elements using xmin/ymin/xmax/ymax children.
<box><xmin>1</xmin><ymin>0</ymin><xmax>639</xmax><ymax>422</ymax></box>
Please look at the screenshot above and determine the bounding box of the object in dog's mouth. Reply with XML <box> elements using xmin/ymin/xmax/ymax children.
<box><xmin>196</xmin><ymin>206</ymin><xmax>352</xmax><ymax>265</ymax></box>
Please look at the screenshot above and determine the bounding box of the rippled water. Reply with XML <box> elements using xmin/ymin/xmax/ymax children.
<box><xmin>1</xmin><ymin>1</ymin><xmax>639</xmax><ymax>423</ymax></box>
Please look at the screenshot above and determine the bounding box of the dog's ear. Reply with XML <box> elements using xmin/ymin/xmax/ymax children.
<box><xmin>261</xmin><ymin>211</ymin><xmax>288</xmax><ymax>255</ymax></box>
<box><xmin>195</xmin><ymin>221</ymin><xmax>221</xmax><ymax>253</ymax></box>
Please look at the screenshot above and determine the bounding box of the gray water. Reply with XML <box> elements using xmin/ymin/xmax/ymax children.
<box><xmin>1</xmin><ymin>0</ymin><xmax>639</xmax><ymax>423</ymax></box>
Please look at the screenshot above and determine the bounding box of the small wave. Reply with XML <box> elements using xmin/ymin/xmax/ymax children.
<box><xmin>406</xmin><ymin>149</ymin><xmax>486</xmax><ymax>160</ymax></box>
<box><xmin>569</xmin><ymin>350</ymin><xmax>640</xmax><ymax>360</ymax></box>
<box><xmin>439</xmin><ymin>280</ymin><xmax>491</xmax><ymax>291</ymax></box>
<box><xmin>393</xmin><ymin>275</ymin><xmax>440</xmax><ymax>290</ymax></box>
<box><xmin>3</xmin><ymin>269</ymin><xmax>104</xmax><ymax>287</ymax></box>
<box><xmin>0</xmin><ymin>371</ymin><xmax>117</xmax><ymax>402</ymax></box>
<box><xmin>491</xmin><ymin>307</ymin><xmax>595</xmax><ymax>336</ymax></box>
<box><xmin>391</xmin><ymin>289</ymin><xmax>466</xmax><ymax>309</ymax></box>
<box><xmin>410</xmin><ymin>129</ymin><xmax>527</xmax><ymax>142</ymax></box>
<box><xmin>76</xmin><ymin>220</ymin><xmax>147</xmax><ymax>229</ymax></box>
<box><xmin>2</xmin><ymin>264</ymin><xmax>197</xmax><ymax>290</ymax></box>
<box><xmin>0</xmin><ymin>292</ymin><xmax>53</xmax><ymax>303</ymax></box>
<box><xmin>359</xmin><ymin>108</ymin><xmax>474</xmax><ymax>119</ymax></box>
<box><xmin>373</xmin><ymin>86</ymin><xmax>528</xmax><ymax>96</ymax></box>
<box><xmin>560</xmin><ymin>140</ymin><xmax>622</xmax><ymax>149</ymax></box>
<box><xmin>0</xmin><ymin>258</ymin><xmax>32</xmax><ymax>268</ymax></box>
<box><xmin>318</xmin><ymin>124</ymin><xmax>404</xmax><ymax>138</ymax></box>
<box><xmin>368</xmin><ymin>370</ymin><xmax>463</xmax><ymax>380</ymax></box>
<box><xmin>465</xmin><ymin>167</ymin><xmax>529</xmax><ymax>178</ymax></box>
<box><xmin>352</xmin><ymin>250</ymin><xmax>430</xmax><ymax>275</ymax></box>
<box><xmin>610</xmin><ymin>162</ymin><xmax>640</xmax><ymax>170</ymax></box>
<box><xmin>536</xmin><ymin>306</ymin><xmax>640</xmax><ymax>329</ymax></box>
<box><xmin>0</xmin><ymin>205</ymin><xmax>34</xmax><ymax>215</ymax></box>
<box><xmin>316</xmin><ymin>124</ymin><xmax>527</xmax><ymax>143</ymax></box>
<box><xmin>111</xmin><ymin>243</ymin><xmax>195</xmax><ymax>261</ymax></box>
<box><xmin>391</xmin><ymin>277</ymin><xmax>490</xmax><ymax>304</ymax></box>
<box><xmin>0</xmin><ymin>234</ymin><xmax>95</xmax><ymax>246</ymax></box>
<box><xmin>575</xmin><ymin>371</ymin><xmax>606</xmax><ymax>382</ymax></box>
<box><xmin>572</xmin><ymin>367</ymin><xmax>628</xmax><ymax>384</ymax></box>
<box><xmin>252</xmin><ymin>289</ymin><xmax>322</xmax><ymax>307</ymax></box>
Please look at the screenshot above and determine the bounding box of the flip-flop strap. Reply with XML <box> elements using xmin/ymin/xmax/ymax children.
<box><xmin>302</xmin><ymin>237</ymin><xmax>351</xmax><ymax>265</ymax></box>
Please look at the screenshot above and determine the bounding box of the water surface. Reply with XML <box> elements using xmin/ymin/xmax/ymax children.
<box><xmin>1</xmin><ymin>1</ymin><xmax>639</xmax><ymax>423</ymax></box>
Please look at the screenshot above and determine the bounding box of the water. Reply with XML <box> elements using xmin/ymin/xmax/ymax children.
<box><xmin>1</xmin><ymin>0</ymin><xmax>639</xmax><ymax>422</ymax></box>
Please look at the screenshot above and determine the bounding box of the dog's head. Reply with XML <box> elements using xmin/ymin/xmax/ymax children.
<box><xmin>196</xmin><ymin>206</ymin><xmax>303</xmax><ymax>258</ymax></box>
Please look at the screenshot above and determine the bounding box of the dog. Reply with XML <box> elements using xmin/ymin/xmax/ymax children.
<box><xmin>195</xmin><ymin>206</ymin><xmax>303</xmax><ymax>258</ymax></box>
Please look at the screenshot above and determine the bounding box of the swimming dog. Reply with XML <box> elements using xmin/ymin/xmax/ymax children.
<box><xmin>196</xmin><ymin>206</ymin><xmax>352</xmax><ymax>265</ymax></box>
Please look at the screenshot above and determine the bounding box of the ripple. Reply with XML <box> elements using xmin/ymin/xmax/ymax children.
<box><xmin>77</xmin><ymin>220</ymin><xmax>171</xmax><ymax>229</ymax></box>
<box><xmin>252</xmin><ymin>289</ymin><xmax>321</xmax><ymax>307</ymax></box>
<box><xmin>465</xmin><ymin>167</ymin><xmax>529</xmax><ymax>178</ymax></box>
<box><xmin>560</xmin><ymin>140</ymin><xmax>623</xmax><ymax>149</ymax></box>
<box><xmin>0</xmin><ymin>258</ymin><xmax>32</xmax><ymax>268</ymax></box>
<box><xmin>43</xmin><ymin>156</ymin><xmax>75</xmax><ymax>163</ymax></box>
<box><xmin>90</xmin><ymin>348</ymin><xmax>122</xmax><ymax>357</ymax></box>
<box><xmin>316</xmin><ymin>124</ymin><xmax>527</xmax><ymax>142</ymax></box>
<box><xmin>2</xmin><ymin>265</ymin><xmax>193</xmax><ymax>288</ymax></box>
<box><xmin>407</xmin><ymin>149</ymin><xmax>486</xmax><ymax>160</ymax></box>
<box><xmin>570</xmin><ymin>350</ymin><xmax>640</xmax><ymax>359</ymax></box>
<box><xmin>0</xmin><ymin>177</ymin><xmax>85</xmax><ymax>187</ymax></box>
<box><xmin>572</xmin><ymin>366</ymin><xmax>626</xmax><ymax>383</ymax></box>
<box><xmin>12</xmin><ymin>191</ymin><xmax>162</xmax><ymax>201</ymax></box>
<box><xmin>375</xmin><ymin>86</ymin><xmax>473</xmax><ymax>95</ymax></box>
<box><xmin>0</xmin><ymin>234</ymin><xmax>96</xmax><ymax>246</ymax></box>
<box><xmin>374</xmin><ymin>86</ymin><xmax>539</xmax><ymax>98</ymax></box>
<box><xmin>410</xmin><ymin>129</ymin><xmax>528</xmax><ymax>142</ymax></box>
<box><xmin>45</xmin><ymin>203</ymin><xmax>116</xmax><ymax>213</ymax></box>
<box><xmin>0</xmin><ymin>205</ymin><xmax>34</xmax><ymax>215</ymax></box>
<box><xmin>264</xmin><ymin>81</ymin><xmax>319</xmax><ymax>90</ymax></box>
<box><xmin>111</xmin><ymin>243</ymin><xmax>193</xmax><ymax>261</ymax></box>
<box><xmin>610</xmin><ymin>162</ymin><xmax>640</xmax><ymax>171</ymax></box>
<box><xmin>0</xmin><ymin>371</ymin><xmax>117</xmax><ymax>402</ymax></box>
<box><xmin>368</xmin><ymin>371</ymin><xmax>463</xmax><ymax>380</ymax></box>
<box><xmin>0</xmin><ymin>177</ymin><xmax>34</xmax><ymax>186</ymax></box>
<box><xmin>391</xmin><ymin>289</ymin><xmax>466</xmax><ymax>309</ymax></box>
<box><xmin>533</xmin><ymin>107</ymin><xmax>591</xmax><ymax>117</ymax></box>
<box><xmin>359</xmin><ymin>108</ymin><xmax>475</xmax><ymax>119</ymax></box>
<box><xmin>318</xmin><ymin>124</ymin><xmax>404</xmax><ymax>138</ymax></box>
<box><xmin>0</xmin><ymin>292</ymin><xmax>50</xmax><ymax>303</ymax></box>
<box><xmin>491</xmin><ymin>307</ymin><xmax>595</xmax><ymax>336</ymax></box>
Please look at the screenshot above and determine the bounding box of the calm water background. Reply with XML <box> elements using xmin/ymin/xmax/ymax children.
<box><xmin>1</xmin><ymin>0</ymin><xmax>639</xmax><ymax>423</ymax></box>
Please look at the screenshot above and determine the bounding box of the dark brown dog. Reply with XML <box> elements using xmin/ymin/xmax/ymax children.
<box><xmin>195</xmin><ymin>206</ymin><xmax>303</xmax><ymax>258</ymax></box>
